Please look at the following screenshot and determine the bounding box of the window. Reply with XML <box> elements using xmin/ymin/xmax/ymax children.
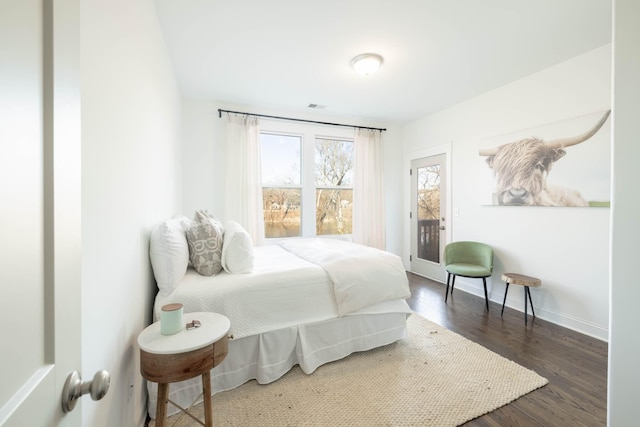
<box><xmin>260</xmin><ymin>126</ymin><xmax>354</xmax><ymax>239</ymax></box>
<box><xmin>315</xmin><ymin>138</ymin><xmax>353</xmax><ymax>235</ymax></box>
<box><xmin>261</xmin><ymin>133</ymin><xmax>302</xmax><ymax>238</ymax></box>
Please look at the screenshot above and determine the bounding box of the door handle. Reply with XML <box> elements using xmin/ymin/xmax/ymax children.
<box><xmin>62</xmin><ymin>370</ymin><xmax>110</xmax><ymax>413</ymax></box>
<box><xmin>439</xmin><ymin>226</ymin><xmax>445</xmax><ymax>230</ymax></box>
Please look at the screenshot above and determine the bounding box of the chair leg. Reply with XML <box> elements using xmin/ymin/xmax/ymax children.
<box><xmin>501</xmin><ymin>283</ymin><xmax>509</xmax><ymax>317</ymax></box>
<box><xmin>445</xmin><ymin>274</ymin><xmax>456</xmax><ymax>302</ymax></box>
<box><xmin>482</xmin><ymin>277</ymin><xmax>489</xmax><ymax>311</ymax></box>
<box><xmin>445</xmin><ymin>273</ymin><xmax>450</xmax><ymax>303</ymax></box>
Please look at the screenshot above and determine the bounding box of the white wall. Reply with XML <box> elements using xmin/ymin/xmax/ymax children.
<box><xmin>80</xmin><ymin>1</ymin><xmax>182</xmax><ymax>425</ymax></box>
<box><xmin>403</xmin><ymin>45</ymin><xmax>612</xmax><ymax>340</ymax></box>
<box><xmin>181</xmin><ymin>100</ymin><xmax>226</xmax><ymax>217</ymax></box>
<box><xmin>608</xmin><ymin>0</ymin><xmax>640</xmax><ymax>423</ymax></box>
<box><xmin>180</xmin><ymin>99</ymin><xmax>405</xmax><ymax>255</ymax></box>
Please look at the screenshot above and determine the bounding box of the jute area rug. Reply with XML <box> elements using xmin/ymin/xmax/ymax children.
<box><xmin>151</xmin><ymin>314</ymin><xmax>548</xmax><ymax>427</ymax></box>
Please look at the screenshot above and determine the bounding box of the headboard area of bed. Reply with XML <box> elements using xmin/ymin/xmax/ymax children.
<box><xmin>149</xmin><ymin>210</ymin><xmax>255</xmax><ymax>296</ymax></box>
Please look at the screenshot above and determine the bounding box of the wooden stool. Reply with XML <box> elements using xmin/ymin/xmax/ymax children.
<box><xmin>138</xmin><ymin>312</ymin><xmax>230</xmax><ymax>427</ymax></box>
<box><xmin>501</xmin><ymin>273</ymin><xmax>541</xmax><ymax>325</ymax></box>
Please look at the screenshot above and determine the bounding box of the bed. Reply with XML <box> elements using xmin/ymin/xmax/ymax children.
<box><xmin>146</xmin><ymin>214</ymin><xmax>412</xmax><ymax>418</ymax></box>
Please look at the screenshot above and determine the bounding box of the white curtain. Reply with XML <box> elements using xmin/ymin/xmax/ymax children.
<box><xmin>224</xmin><ymin>114</ymin><xmax>264</xmax><ymax>245</ymax></box>
<box><xmin>352</xmin><ymin>128</ymin><xmax>385</xmax><ymax>249</ymax></box>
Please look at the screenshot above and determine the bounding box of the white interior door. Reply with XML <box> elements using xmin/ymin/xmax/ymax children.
<box><xmin>410</xmin><ymin>154</ymin><xmax>447</xmax><ymax>281</ymax></box>
<box><xmin>0</xmin><ymin>1</ymin><xmax>82</xmax><ymax>425</ymax></box>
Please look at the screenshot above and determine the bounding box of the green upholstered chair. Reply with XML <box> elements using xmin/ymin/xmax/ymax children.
<box><xmin>444</xmin><ymin>241</ymin><xmax>493</xmax><ymax>310</ymax></box>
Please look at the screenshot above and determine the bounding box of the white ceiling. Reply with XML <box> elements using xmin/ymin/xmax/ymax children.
<box><xmin>154</xmin><ymin>0</ymin><xmax>611</xmax><ymax>125</ymax></box>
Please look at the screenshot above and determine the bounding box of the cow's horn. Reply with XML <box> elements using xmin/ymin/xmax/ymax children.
<box><xmin>479</xmin><ymin>146</ymin><xmax>499</xmax><ymax>156</ymax></box>
<box><xmin>546</xmin><ymin>110</ymin><xmax>611</xmax><ymax>149</ymax></box>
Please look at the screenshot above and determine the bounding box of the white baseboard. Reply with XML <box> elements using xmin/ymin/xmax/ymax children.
<box><xmin>449</xmin><ymin>279</ymin><xmax>608</xmax><ymax>342</ymax></box>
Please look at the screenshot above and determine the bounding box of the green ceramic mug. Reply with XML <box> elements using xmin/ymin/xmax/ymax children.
<box><xmin>160</xmin><ymin>303</ymin><xmax>183</xmax><ymax>335</ymax></box>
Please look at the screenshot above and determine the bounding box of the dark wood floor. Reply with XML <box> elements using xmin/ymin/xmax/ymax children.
<box><xmin>407</xmin><ymin>272</ymin><xmax>607</xmax><ymax>427</ymax></box>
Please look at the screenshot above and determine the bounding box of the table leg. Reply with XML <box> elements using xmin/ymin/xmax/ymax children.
<box><xmin>202</xmin><ymin>371</ymin><xmax>213</xmax><ymax>427</ymax></box>
<box><xmin>524</xmin><ymin>286</ymin><xmax>528</xmax><ymax>325</ymax></box>
<box><xmin>156</xmin><ymin>383</ymin><xmax>169</xmax><ymax>427</ymax></box>
<box><xmin>527</xmin><ymin>286</ymin><xmax>536</xmax><ymax>318</ymax></box>
<box><xmin>501</xmin><ymin>283</ymin><xmax>510</xmax><ymax>317</ymax></box>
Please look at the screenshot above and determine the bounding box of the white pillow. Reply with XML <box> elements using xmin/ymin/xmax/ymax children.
<box><xmin>149</xmin><ymin>216</ymin><xmax>190</xmax><ymax>296</ymax></box>
<box><xmin>221</xmin><ymin>221</ymin><xmax>255</xmax><ymax>274</ymax></box>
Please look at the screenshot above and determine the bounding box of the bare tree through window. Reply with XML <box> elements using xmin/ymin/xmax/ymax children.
<box><xmin>416</xmin><ymin>164</ymin><xmax>441</xmax><ymax>263</ymax></box>
<box><xmin>260</xmin><ymin>133</ymin><xmax>354</xmax><ymax>238</ymax></box>
<box><xmin>417</xmin><ymin>165</ymin><xmax>440</xmax><ymax>221</ymax></box>
<box><xmin>315</xmin><ymin>138</ymin><xmax>353</xmax><ymax>235</ymax></box>
<box><xmin>261</xmin><ymin>133</ymin><xmax>302</xmax><ymax>238</ymax></box>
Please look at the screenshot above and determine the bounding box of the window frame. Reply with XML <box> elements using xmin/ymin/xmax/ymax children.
<box><xmin>260</xmin><ymin>131</ymin><xmax>304</xmax><ymax>239</ymax></box>
<box><xmin>314</xmin><ymin>137</ymin><xmax>354</xmax><ymax>237</ymax></box>
<box><xmin>259</xmin><ymin>120</ymin><xmax>355</xmax><ymax>241</ymax></box>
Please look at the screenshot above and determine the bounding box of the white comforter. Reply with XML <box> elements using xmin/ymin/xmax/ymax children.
<box><xmin>153</xmin><ymin>239</ymin><xmax>410</xmax><ymax>339</ymax></box>
<box><xmin>279</xmin><ymin>238</ymin><xmax>410</xmax><ymax>316</ymax></box>
<box><xmin>154</xmin><ymin>245</ymin><xmax>333</xmax><ymax>339</ymax></box>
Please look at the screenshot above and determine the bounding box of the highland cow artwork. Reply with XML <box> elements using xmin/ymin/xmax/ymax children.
<box><xmin>479</xmin><ymin>110</ymin><xmax>611</xmax><ymax>207</ymax></box>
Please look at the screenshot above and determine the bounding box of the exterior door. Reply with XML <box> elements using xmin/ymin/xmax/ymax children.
<box><xmin>0</xmin><ymin>1</ymin><xmax>82</xmax><ymax>425</ymax></box>
<box><xmin>410</xmin><ymin>154</ymin><xmax>447</xmax><ymax>281</ymax></box>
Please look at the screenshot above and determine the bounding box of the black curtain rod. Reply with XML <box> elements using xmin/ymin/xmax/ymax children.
<box><xmin>218</xmin><ymin>109</ymin><xmax>386</xmax><ymax>132</ymax></box>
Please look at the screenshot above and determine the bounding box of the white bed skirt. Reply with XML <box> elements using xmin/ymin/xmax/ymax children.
<box><xmin>146</xmin><ymin>311</ymin><xmax>410</xmax><ymax>418</ymax></box>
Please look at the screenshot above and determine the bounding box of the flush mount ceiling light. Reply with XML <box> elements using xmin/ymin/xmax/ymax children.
<box><xmin>350</xmin><ymin>53</ymin><xmax>383</xmax><ymax>75</ymax></box>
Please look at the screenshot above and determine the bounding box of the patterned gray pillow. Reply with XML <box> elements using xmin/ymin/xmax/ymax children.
<box><xmin>186</xmin><ymin>210</ymin><xmax>224</xmax><ymax>276</ymax></box>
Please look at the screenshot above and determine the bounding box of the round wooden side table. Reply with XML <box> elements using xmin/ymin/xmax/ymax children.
<box><xmin>138</xmin><ymin>312</ymin><xmax>230</xmax><ymax>427</ymax></box>
<box><xmin>501</xmin><ymin>273</ymin><xmax>542</xmax><ymax>325</ymax></box>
